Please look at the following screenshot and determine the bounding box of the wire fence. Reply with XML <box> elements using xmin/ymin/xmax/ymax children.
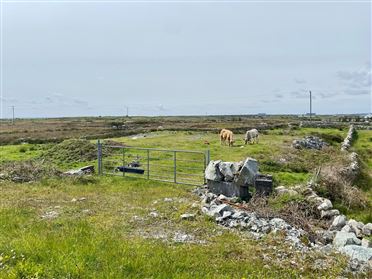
<box><xmin>97</xmin><ymin>140</ymin><xmax>210</xmax><ymax>186</ymax></box>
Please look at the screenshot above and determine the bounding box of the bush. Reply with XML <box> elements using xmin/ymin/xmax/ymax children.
<box><xmin>41</xmin><ymin>139</ymin><xmax>96</xmax><ymax>163</ymax></box>
<box><xmin>310</xmin><ymin>132</ymin><xmax>343</xmax><ymax>145</ymax></box>
<box><xmin>316</xmin><ymin>164</ymin><xmax>368</xmax><ymax>210</ymax></box>
<box><xmin>0</xmin><ymin>160</ymin><xmax>62</xmax><ymax>183</ymax></box>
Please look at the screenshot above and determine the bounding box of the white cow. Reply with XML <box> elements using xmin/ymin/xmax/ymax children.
<box><xmin>244</xmin><ymin>129</ymin><xmax>259</xmax><ymax>144</ymax></box>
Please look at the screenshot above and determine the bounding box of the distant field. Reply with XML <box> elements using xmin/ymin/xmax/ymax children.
<box><xmin>0</xmin><ymin>114</ymin><xmax>354</xmax><ymax>145</ymax></box>
<box><xmin>1</xmin><ymin>127</ymin><xmax>348</xmax><ymax>186</ymax></box>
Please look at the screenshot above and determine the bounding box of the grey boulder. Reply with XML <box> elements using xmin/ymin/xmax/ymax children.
<box><xmin>235</xmin><ymin>158</ymin><xmax>258</xmax><ymax>186</ymax></box>
<box><xmin>362</xmin><ymin>223</ymin><xmax>372</xmax><ymax>236</ymax></box>
<box><xmin>341</xmin><ymin>225</ymin><xmax>352</xmax><ymax>233</ymax></box>
<box><xmin>205</xmin><ymin>160</ymin><xmax>223</xmax><ymax>181</ymax></box>
<box><xmin>348</xmin><ymin>219</ymin><xmax>364</xmax><ymax>238</ymax></box>
<box><xmin>333</xmin><ymin>231</ymin><xmax>361</xmax><ymax>248</ymax></box>
<box><xmin>317</xmin><ymin>199</ymin><xmax>333</xmax><ymax>211</ymax></box>
<box><xmin>338</xmin><ymin>245</ymin><xmax>372</xmax><ymax>262</ymax></box>
<box><xmin>207</xmin><ymin>204</ymin><xmax>233</xmax><ymax>217</ymax></box>
<box><xmin>361</xmin><ymin>238</ymin><xmax>372</xmax><ymax>248</ymax></box>
<box><xmin>330</xmin><ymin>215</ymin><xmax>347</xmax><ymax>230</ymax></box>
<box><xmin>275</xmin><ymin>186</ymin><xmax>298</xmax><ymax>196</ymax></box>
<box><xmin>218</xmin><ymin>162</ymin><xmax>241</xmax><ymax>182</ymax></box>
<box><xmin>321</xmin><ymin>209</ymin><xmax>339</xmax><ymax>219</ymax></box>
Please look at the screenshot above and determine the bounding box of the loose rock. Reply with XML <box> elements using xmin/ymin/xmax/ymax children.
<box><xmin>361</xmin><ymin>238</ymin><xmax>372</xmax><ymax>248</ymax></box>
<box><xmin>333</xmin><ymin>232</ymin><xmax>361</xmax><ymax>248</ymax></box>
<box><xmin>180</xmin><ymin>213</ymin><xmax>196</xmax><ymax>220</ymax></box>
<box><xmin>317</xmin><ymin>199</ymin><xmax>333</xmax><ymax>211</ymax></box>
<box><xmin>41</xmin><ymin>210</ymin><xmax>59</xmax><ymax>220</ymax></box>
<box><xmin>338</xmin><ymin>245</ymin><xmax>372</xmax><ymax>262</ymax></box>
<box><xmin>362</xmin><ymin>223</ymin><xmax>372</xmax><ymax>236</ymax></box>
<box><xmin>321</xmin><ymin>209</ymin><xmax>339</xmax><ymax>219</ymax></box>
<box><xmin>348</xmin><ymin>219</ymin><xmax>364</xmax><ymax>238</ymax></box>
<box><xmin>330</xmin><ymin>215</ymin><xmax>347</xmax><ymax>230</ymax></box>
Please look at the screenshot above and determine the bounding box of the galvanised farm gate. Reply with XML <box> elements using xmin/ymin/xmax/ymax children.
<box><xmin>97</xmin><ymin>140</ymin><xmax>210</xmax><ymax>186</ymax></box>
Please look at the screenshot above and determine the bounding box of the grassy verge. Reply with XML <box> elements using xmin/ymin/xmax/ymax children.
<box><xmin>0</xmin><ymin>176</ymin><xmax>348</xmax><ymax>278</ymax></box>
<box><xmin>345</xmin><ymin>130</ymin><xmax>372</xmax><ymax>223</ymax></box>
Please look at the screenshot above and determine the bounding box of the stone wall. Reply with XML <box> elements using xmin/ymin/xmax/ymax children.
<box><xmin>341</xmin><ymin>125</ymin><xmax>356</xmax><ymax>151</ymax></box>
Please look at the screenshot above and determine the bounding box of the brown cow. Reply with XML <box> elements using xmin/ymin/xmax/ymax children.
<box><xmin>220</xmin><ymin>129</ymin><xmax>234</xmax><ymax>147</ymax></box>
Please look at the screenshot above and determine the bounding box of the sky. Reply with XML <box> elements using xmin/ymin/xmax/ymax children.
<box><xmin>0</xmin><ymin>0</ymin><xmax>371</xmax><ymax>118</ymax></box>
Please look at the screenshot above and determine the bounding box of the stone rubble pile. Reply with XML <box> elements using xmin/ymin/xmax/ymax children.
<box><xmin>196</xmin><ymin>174</ymin><xmax>372</xmax><ymax>265</ymax></box>
<box><xmin>193</xmin><ymin>186</ymin><xmax>306</xmax><ymax>249</ymax></box>
<box><xmin>292</xmin><ymin>136</ymin><xmax>328</xmax><ymax>150</ymax></box>
<box><xmin>277</xmin><ymin>182</ymin><xmax>372</xmax><ymax>263</ymax></box>
<box><xmin>341</xmin><ymin>125</ymin><xmax>356</xmax><ymax>151</ymax></box>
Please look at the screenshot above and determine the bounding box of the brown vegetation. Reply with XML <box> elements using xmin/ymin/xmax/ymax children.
<box><xmin>316</xmin><ymin>161</ymin><xmax>368</xmax><ymax>210</ymax></box>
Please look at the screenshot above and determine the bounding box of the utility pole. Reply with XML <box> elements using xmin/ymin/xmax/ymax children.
<box><xmin>11</xmin><ymin>106</ymin><xmax>15</xmax><ymax>125</ymax></box>
<box><xmin>126</xmin><ymin>107</ymin><xmax>129</xmax><ymax>117</ymax></box>
<box><xmin>309</xmin><ymin>91</ymin><xmax>312</xmax><ymax>120</ymax></box>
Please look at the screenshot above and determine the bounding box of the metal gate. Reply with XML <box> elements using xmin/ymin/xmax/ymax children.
<box><xmin>97</xmin><ymin>140</ymin><xmax>210</xmax><ymax>186</ymax></box>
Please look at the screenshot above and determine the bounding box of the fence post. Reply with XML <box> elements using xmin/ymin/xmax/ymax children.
<box><xmin>147</xmin><ymin>149</ymin><xmax>150</xmax><ymax>179</ymax></box>
<box><xmin>203</xmin><ymin>151</ymin><xmax>207</xmax><ymax>185</ymax></box>
<box><xmin>123</xmin><ymin>147</ymin><xmax>126</xmax><ymax>177</ymax></box>
<box><xmin>173</xmin><ymin>151</ymin><xmax>177</xmax><ymax>183</ymax></box>
<box><xmin>97</xmin><ymin>140</ymin><xmax>102</xmax><ymax>175</ymax></box>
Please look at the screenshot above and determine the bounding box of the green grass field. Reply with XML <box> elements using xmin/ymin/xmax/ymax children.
<box><xmin>0</xmin><ymin>126</ymin><xmax>371</xmax><ymax>278</ymax></box>
<box><xmin>104</xmin><ymin>128</ymin><xmax>347</xmax><ymax>186</ymax></box>
<box><xmin>0</xmin><ymin>176</ymin><xmax>348</xmax><ymax>278</ymax></box>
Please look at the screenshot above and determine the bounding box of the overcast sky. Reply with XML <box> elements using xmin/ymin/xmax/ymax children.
<box><xmin>0</xmin><ymin>1</ymin><xmax>371</xmax><ymax>118</ymax></box>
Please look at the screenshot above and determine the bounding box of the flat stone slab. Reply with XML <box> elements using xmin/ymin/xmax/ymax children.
<box><xmin>254</xmin><ymin>174</ymin><xmax>273</xmax><ymax>196</ymax></box>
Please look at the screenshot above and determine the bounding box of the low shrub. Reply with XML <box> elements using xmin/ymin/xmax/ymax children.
<box><xmin>316</xmin><ymin>164</ymin><xmax>368</xmax><ymax>210</ymax></box>
<box><xmin>0</xmin><ymin>160</ymin><xmax>62</xmax><ymax>183</ymax></box>
<box><xmin>40</xmin><ymin>139</ymin><xmax>96</xmax><ymax>163</ymax></box>
<box><xmin>310</xmin><ymin>132</ymin><xmax>343</xmax><ymax>145</ymax></box>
